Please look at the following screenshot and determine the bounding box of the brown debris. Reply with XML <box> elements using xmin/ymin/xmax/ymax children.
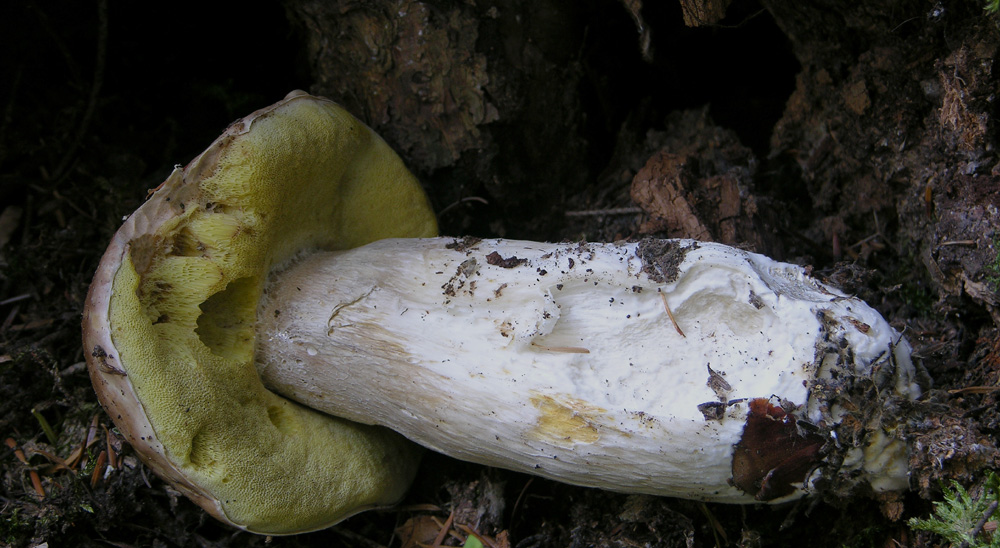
<box><xmin>636</xmin><ymin>238</ymin><xmax>695</xmax><ymax>284</ymax></box>
<box><xmin>395</xmin><ymin>475</ymin><xmax>509</xmax><ymax>548</ymax></box>
<box><xmin>485</xmin><ymin>251</ymin><xmax>526</xmax><ymax>269</ymax></box>
<box><xmin>632</xmin><ymin>149</ymin><xmax>712</xmax><ymax>241</ymax></box>
<box><xmin>908</xmin><ymin>413</ymin><xmax>1000</xmax><ymax>498</ymax></box>
<box><xmin>679</xmin><ymin>0</ymin><xmax>733</xmax><ymax>27</ymax></box>
<box><xmin>922</xmin><ymin>174</ymin><xmax>1000</xmax><ymax>325</ymax></box>
<box><xmin>629</xmin><ymin>109</ymin><xmax>772</xmax><ymax>253</ymax></box>
<box><xmin>938</xmin><ymin>41</ymin><xmax>997</xmax><ymax>152</ymax></box>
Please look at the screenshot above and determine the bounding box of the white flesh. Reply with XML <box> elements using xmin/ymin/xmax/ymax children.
<box><xmin>255</xmin><ymin>238</ymin><xmax>920</xmax><ymax>503</ymax></box>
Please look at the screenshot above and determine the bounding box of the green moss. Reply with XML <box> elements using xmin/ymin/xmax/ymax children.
<box><xmin>898</xmin><ymin>280</ymin><xmax>936</xmax><ymax>317</ymax></box>
<box><xmin>1</xmin><ymin>508</ymin><xmax>30</xmax><ymax>546</ymax></box>
<box><xmin>909</xmin><ymin>471</ymin><xmax>1000</xmax><ymax>548</ymax></box>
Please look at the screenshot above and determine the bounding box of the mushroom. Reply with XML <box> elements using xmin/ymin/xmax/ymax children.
<box><xmin>82</xmin><ymin>91</ymin><xmax>437</xmax><ymax>534</ymax></box>
<box><xmin>255</xmin><ymin>237</ymin><xmax>920</xmax><ymax>503</ymax></box>
<box><xmin>86</xmin><ymin>91</ymin><xmax>921</xmax><ymax>534</ymax></box>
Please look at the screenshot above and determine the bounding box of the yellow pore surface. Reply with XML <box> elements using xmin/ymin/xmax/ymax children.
<box><xmin>107</xmin><ymin>96</ymin><xmax>437</xmax><ymax>533</ymax></box>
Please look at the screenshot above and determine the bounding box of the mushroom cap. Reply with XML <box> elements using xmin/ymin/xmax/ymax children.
<box><xmin>82</xmin><ymin>91</ymin><xmax>437</xmax><ymax>534</ymax></box>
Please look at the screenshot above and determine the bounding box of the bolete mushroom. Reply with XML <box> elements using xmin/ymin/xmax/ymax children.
<box><xmin>255</xmin><ymin>237</ymin><xmax>920</xmax><ymax>503</ymax></box>
<box><xmin>83</xmin><ymin>91</ymin><xmax>437</xmax><ymax>534</ymax></box>
<box><xmin>86</xmin><ymin>91</ymin><xmax>921</xmax><ymax>534</ymax></box>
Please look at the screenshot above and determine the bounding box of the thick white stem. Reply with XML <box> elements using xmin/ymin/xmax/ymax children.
<box><xmin>255</xmin><ymin>237</ymin><xmax>919</xmax><ymax>503</ymax></box>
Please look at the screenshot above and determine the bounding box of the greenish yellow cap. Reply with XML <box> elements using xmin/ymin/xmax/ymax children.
<box><xmin>83</xmin><ymin>91</ymin><xmax>437</xmax><ymax>534</ymax></box>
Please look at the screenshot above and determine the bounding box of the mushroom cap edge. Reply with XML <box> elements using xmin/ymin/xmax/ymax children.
<box><xmin>82</xmin><ymin>91</ymin><xmax>436</xmax><ymax>534</ymax></box>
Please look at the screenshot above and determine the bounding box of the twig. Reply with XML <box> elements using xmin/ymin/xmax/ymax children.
<box><xmin>703</xmin><ymin>8</ymin><xmax>767</xmax><ymax>29</ymax></box>
<box><xmin>456</xmin><ymin>523</ymin><xmax>498</xmax><ymax>548</ymax></box>
<box><xmin>958</xmin><ymin>500</ymin><xmax>998</xmax><ymax>548</ymax></box>
<box><xmin>53</xmin><ymin>189</ymin><xmax>97</xmax><ymax>221</ymax></box>
<box><xmin>0</xmin><ymin>294</ymin><xmax>32</xmax><ymax>306</ymax></box>
<box><xmin>1</xmin><ymin>305</ymin><xmax>20</xmax><ymax>334</ymax></box>
<box><xmin>937</xmin><ymin>240</ymin><xmax>978</xmax><ymax>249</ymax></box>
<box><xmin>431</xmin><ymin>509</ymin><xmax>455</xmax><ymax>547</ymax></box>
<box><xmin>438</xmin><ymin>196</ymin><xmax>489</xmax><ymax>216</ymax></box>
<box><xmin>948</xmin><ymin>386</ymin><xmax>1000</xmax><ymax>395</ymax></box>
<box><xmin>510</xmin><ymin>477</ymin><xmax>534</xmax><ymax>527</ymax></box>
<box><xmin>848</xmin><ymin>232</ymin><xmax>881</xmax><ymax>250</ymax></box>
<box><xmin>849</xmin><ymin>210</ymin><xmax>887</xmax><ymax>251</ymax></box>
<box><xmin>564</xmin><ymin>206</ymin><xmax>643</xmax><ymax>217</ymax></box>
<box><xmin>31</xmin><ymin>448</ymin><xmax>70</xmax><ymax>471</ymax></box>
<box><xmin>698</xmin><ymin>502</ymin><xmax>728</xmax><ymax>546</ymax></box>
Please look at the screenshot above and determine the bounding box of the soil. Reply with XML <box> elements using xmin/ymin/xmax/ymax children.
<box><xmin>2</xmin><ymin>0</ymin><xmax>1000</xmax><ymax>546</ymax></box>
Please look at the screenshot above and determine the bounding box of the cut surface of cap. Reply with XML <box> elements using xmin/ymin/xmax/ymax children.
<box><xmin>83</xmin><ymin>91</ymin><xmax>437</xmax><ymax>534</ymax></box>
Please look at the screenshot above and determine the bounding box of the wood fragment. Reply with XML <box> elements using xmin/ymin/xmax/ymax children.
<box><xmin>679</xmin><ymin>0</ymin><xmax>732</xmax><ymax>26</ymax></box>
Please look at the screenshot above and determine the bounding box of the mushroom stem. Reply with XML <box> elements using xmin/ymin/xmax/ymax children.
<box><xmin>256</xmin><ymin>237</ymin><xmax>920</xmax><ymax>503</ymax></box>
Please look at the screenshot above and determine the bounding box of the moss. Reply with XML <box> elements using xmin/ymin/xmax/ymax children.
<box><xmin>909</xmin><ymin>471</ymin><xmax>1000</xmax><ymax>548</ymax></box>
<box><xmin>1</xmin><ymin>508</ymin><xmax>31</xmax><ymax>547</ymax></box>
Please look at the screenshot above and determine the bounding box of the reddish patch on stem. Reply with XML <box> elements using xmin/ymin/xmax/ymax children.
<box><xmin>731</xmin><ymin>398</ymin><xmax>824</xmax><ymax>501</ymax></box>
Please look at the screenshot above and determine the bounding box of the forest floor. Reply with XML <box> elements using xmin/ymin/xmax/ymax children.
<box><xmin>2</xmin><ymin>1</ymin><xmax>1000</xmax><ymax>547</ymax></box>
